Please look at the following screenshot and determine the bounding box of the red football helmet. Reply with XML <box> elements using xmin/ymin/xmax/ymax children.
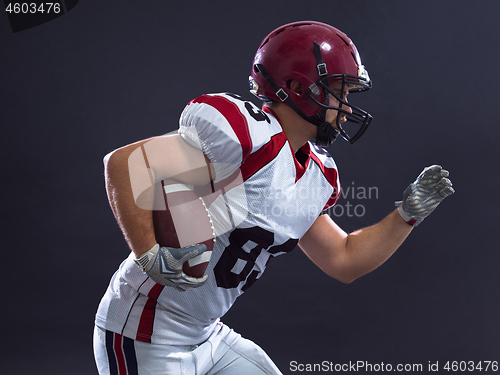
<box><xmin>249</xmin><ymin>21</ymin><xmax>372</xmax><ymax>146</ymax></box>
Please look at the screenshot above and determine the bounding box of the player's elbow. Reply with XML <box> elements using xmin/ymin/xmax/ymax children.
<box><xmin>103</xmin><ymin>148</ymin><xmax>134</xmax><ymax>192</ymax></box>
<box><xmin>103</xmin><ymin>150</ymin><xmax>114</xmax><ymax>167</ymax></box>
<box><xmin>326</xmin><ymin>266</ymin><xmax>362</xmax><ymax>284</ymax></box>
<box><xmin>103</xmin><ymin>149</ymin><xmax>121</xmax><ymax>178</ymax></box>
<box><xmin>103</xmin><ymin>146</ymin><xmax>133</xmax><ymax>175</ymax></box>
<box><xmin>103</xmin><ymin>140</ymin><xmax>146</xmax><ymax>171</ymax></box>
<box><xmin>337</xmin><ymin>276</ymin><xmax>355</xmax><ymax>284</ymax></box>
<box><xmin>331</xmin><ymin>272</ymin><xmax>358</xmax><ymax>284</ymax></box>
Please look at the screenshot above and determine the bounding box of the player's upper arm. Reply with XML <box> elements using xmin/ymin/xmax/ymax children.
<box><xmin>133</xmin><ymin>133</ymin><xmax>213</xmax><ymax>186</ymax></box>
<box><xmin>298</xmin><ymin>214</ymin><xmax>352</xmax><ymax>283</ymax></box>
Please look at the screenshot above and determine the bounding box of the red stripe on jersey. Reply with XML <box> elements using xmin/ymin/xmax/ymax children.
<box><xmin>262</xmin><ymin>105</ymin><xmax>310</xmax><ymax>183</ymax></box>
<box><xmin>294</xmin><ymin>143</ymin><xmax>311</xmax><ymax>182</ymax></box>
<box><xmin>240</xmin><ymin>132</ymin><xmax>287</xmax><ymax>181</ymax></box>
<box><xmin>135</xmin><ymin>283</ymin><xmax>164</xmax><ymax>343</ymax></box>
<box><xmin>113</xmin><ymin>333</ymin><xmax>127</xmax><ymax>375</ymax></box>
<box><xmin>191</xmin><ymin>95</ymin><xmax>253</xmax><ymax>161</ymax></box>
<box><xmin>310</xmin><ymin>152</ymin><xmax>341</xmax><ymax>209</ymax></box>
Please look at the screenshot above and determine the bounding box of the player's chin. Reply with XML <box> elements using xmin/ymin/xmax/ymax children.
<box><xmin>328</xmin><ymin>120</ymin><xmax>341</xmax><ymax>131</ymax></box>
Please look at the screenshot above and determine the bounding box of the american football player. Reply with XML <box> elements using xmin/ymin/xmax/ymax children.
<box><xmin>94</xmin><ymin>21</ymin><xmax>454</xmax><ymax>374</ymax></box>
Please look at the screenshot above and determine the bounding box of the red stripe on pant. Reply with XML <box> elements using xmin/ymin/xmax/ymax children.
<box><xmin>136</xmin><ymin>283</ymin><xmax>165</xmax><ymax>343</ymax></box>
<box><xmin>113</xmin><ymin>333</ymin><xmax>128</xmax><ymax>375</ymax></box>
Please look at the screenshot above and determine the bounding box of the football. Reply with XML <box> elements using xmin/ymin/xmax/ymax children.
<box><xmin>152</xmin><ymin>179</ymin><xmax>215</xmax><ymax>278</ymax></box>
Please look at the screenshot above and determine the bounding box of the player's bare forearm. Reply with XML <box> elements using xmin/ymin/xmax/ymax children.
<box><xmin>104</xmin><ymin>141</ymin><xmax>158</xmax><ymax>258</ymax></box>
<box><xmin>299</xmin><ymin>210</ymin><xmax>412</xmax><ymax>283</ymax></box>
<box><xmin>341</xmin><ymin>210</ymin><xmax>412</xmax><ymax>282</ymax></box>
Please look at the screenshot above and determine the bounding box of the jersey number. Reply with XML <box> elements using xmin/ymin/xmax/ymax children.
<box><xmin>226</xmin><ymin>93</ymin><xmax>271</xmax><ymax>124</ymax></box>
<box><xmin>213</xmin><ymin>227</ymin><xmax>297</xmax><ymax>291</ymax></box>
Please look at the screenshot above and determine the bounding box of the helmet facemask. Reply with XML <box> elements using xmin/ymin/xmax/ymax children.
<box><xmin>305</xmin><ymin>41</ymin><xmax>372</xmax><ymax>146</ymax></box>
<box><xmin>307</xmin><ymin>72</ymin><xmax>373</xmax><ymax>145</ymax></box>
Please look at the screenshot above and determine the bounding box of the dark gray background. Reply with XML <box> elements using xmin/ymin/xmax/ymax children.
<box><xmin>1</xmin><ymin>1</ymin><xmax>498</xmax><ymax>374</ymax></box>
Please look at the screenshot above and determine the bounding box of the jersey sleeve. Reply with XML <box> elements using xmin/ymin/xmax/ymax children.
<box><xmin>309</xmin><ymin>143</ymin><xmax>341</xmax><ymax>211</ymax></box>
<box><xmin>178</xmin><ymin>94</ymin><xmax>253</xmax><ymax>183</ymax></box>
<box><xmin>323</xmin><ymin>178</ymin><xmax>341</xmax><ymax>211</ymax></box>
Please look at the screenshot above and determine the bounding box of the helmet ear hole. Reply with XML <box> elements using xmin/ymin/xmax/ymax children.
<box><xmin>287</xmin><ymin>79</ymin><xmax>303</xmax><ymax>95</ymax></box>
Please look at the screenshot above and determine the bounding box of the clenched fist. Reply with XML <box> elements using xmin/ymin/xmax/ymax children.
<box><xmin>396</xmin><ymin>165</ymin><xmax>455</xmax><ymax>226</ymax></box>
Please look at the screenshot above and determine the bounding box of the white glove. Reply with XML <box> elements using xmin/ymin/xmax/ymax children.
<box><xmin>396</xmin><ymin>165</ymin><xmax>455</xmax><ymax>226</ymax></box>
<box><xmin>134</xmin><ymin>243</ymin><xmax>208</xmax><ymax>291</ymax></box>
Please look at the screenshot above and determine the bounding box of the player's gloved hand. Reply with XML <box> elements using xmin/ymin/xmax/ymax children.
<box><xmin>134</xmin><ymin>243</ymin><xmax>208</xmax><ymax>291</ymax></box>
<box><xmin>396</xmin><ymin>165</ymin><xmax>455</xmax><ymax>226</ymax></box>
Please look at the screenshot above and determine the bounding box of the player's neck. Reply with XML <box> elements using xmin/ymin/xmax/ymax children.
<box><xmin>269</xmin><ymin>104</ymin><xmax>316</xmax><ymax>153</ymax></box>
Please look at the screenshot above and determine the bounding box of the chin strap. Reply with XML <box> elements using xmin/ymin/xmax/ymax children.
<box><xmin>315</xmin><ymin>120</ymin><xmax>339</xmax><ymax>146</ymax></box>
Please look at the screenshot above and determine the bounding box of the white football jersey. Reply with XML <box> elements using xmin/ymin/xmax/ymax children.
<box><xmin>95</xmin><ymin>93</ymin><xmax>341</xmax><ymax>345</ymax></box>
